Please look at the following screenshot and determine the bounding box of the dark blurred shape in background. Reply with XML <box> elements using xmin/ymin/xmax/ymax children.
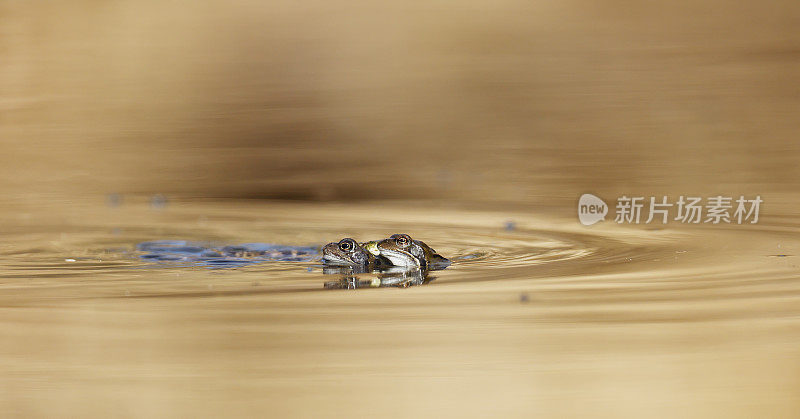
<box><xmin>1</xmin><ymin>0</ymin><xmax>799</xmax><ymax>205</ymax></box>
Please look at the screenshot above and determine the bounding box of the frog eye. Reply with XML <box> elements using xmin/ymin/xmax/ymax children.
<box><xmin>338</xmin><ymin>239</ymin><xmax>355</xmax><ymax>252</ymax></box>
<box><xmin>395</xmin><ymin>235</ymin><xmax>409</xmax><ymax>247</ymax></box>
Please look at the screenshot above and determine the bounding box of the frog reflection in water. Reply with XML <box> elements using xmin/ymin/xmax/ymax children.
<box><xmin>323</xmin><ymin>266</ymin><xmax>434</xmax><ymax>289</ymax></box>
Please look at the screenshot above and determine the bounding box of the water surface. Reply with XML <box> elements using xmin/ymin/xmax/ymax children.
<box><xmin>2</xmin><ymin>197</ymin><xmax>800</xmax><ymax>417</ymax></box>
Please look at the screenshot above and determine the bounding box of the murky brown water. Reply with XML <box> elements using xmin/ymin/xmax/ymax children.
<box><xmin>2</xmin><ymin>196</ymin><xmax>800</xmax><ymax>417</ymax></box>
<box><xmin>3</xmin><ymin>0</ymin><xmax>800</xmax><ymax>417</ymax></box>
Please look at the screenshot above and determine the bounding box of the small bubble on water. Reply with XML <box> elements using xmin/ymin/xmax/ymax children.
<box><xmin>151</xmin><ymin>194</ymin><xmax>168</xmax><ymax>209</ymax></box>
<box><xmin>107</xmin><ymin>193</ymin><xmax>123</xmax><ymax>207</ymax></box>
<box><xmin>65</xmin><ymin>258</ymin><xmax>76</xmax><ymax>262</ymax></box>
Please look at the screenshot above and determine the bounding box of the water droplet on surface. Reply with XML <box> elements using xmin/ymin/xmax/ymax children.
<box><xmin>151</xmin><ymin>194</ymin><xmax>168</xmax><ymax>209</ymax></box>
<box><xmin>107</xmin><ymin>193</ymin><xmax>123</xmax><ymax>207</ymax></box>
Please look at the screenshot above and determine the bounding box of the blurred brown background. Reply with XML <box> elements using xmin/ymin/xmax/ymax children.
<box><xmin>4</xmin><ymin>3</ymin><xmax>800</xmax><ymax>417</ymax></box>
<box><xmin>2</xmin><ymin>0</ymin><xmax>799</xmax><ymax>205</ymax></box>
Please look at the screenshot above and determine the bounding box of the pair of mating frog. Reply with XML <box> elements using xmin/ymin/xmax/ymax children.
<box><xmin>322</xmin><ymin>234</ymin><xmax>450</xmax><ymax>271</ymax></box>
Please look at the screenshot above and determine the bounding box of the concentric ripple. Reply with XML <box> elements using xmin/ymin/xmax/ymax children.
<box><xmin>1</xmin><ymin>199</ymin><xmax>795</xmax><ymax>308</ymax></box>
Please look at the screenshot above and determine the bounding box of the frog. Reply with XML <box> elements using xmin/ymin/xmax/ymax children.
<box><xmin>375</xmin><ymin>234</ymin><xmax>450</xmax><ymax>269</ymax></box>
<box><xmin>321</xmin><ymin>237</ymin><xmax>390</xmax><ymax>270</ymax></box>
